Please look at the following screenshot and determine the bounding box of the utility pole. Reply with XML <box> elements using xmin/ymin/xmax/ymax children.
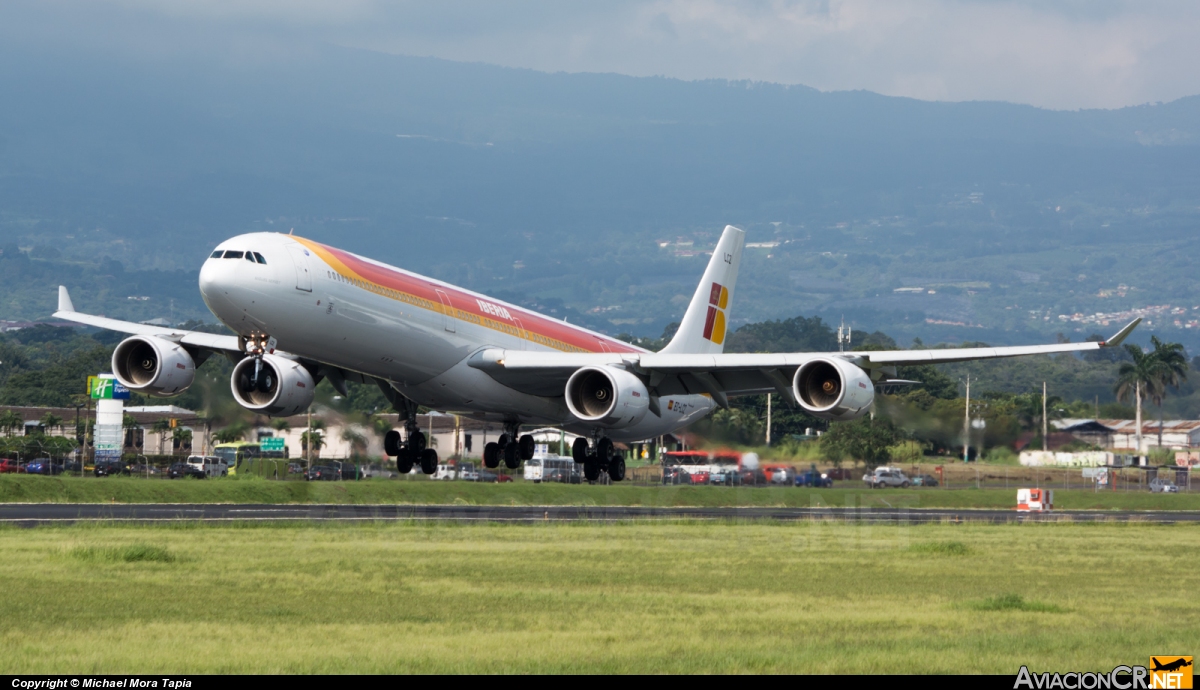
<box><xmin>962</xmin><ymin>374</ymin><xmax>971</xmax><ymax>463</ymax></box>
<box><xmin>837</xmin><ymin>317</ymin><xmax>852</xmax><ymax>353</ymax></box>
<box><xmin>765</xmin><ymin>394</ymin><xmax>772</xmax><ymax>447</ymax></box>
<box><xmin>1134</xmin><ymin>379</ymin><xmax>1142</xmax><ymax>456</ymax></box>
<box><xmin>306</xmin><ymin>408</ymin><xmax>312</xmax><ymax>470</ymax></box>
<box><xmin>1042</xmin><ymin>381</ymin><xmax>1048</xmax><ymax>452</ymax></box>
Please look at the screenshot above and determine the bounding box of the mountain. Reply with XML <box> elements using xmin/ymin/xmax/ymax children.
<box><xmin>0</xmin><ymin>42</ymin><xmax>1197</xmax><ymax>349</ymax></box>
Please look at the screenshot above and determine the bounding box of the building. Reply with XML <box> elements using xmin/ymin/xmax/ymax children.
<box><xmin>1054</xmin><ymin>419</ymin><xmax>1200</xmax><ymax>452</ymax></box>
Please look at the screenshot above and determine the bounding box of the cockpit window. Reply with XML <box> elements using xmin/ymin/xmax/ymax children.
<box><xmin>245</xmin><ymin>252</ymin><xmax>255</xmax><ymax>262</ymax></box>
<box><xmin>210</xmin><ymin>250</ymin><xmax>223</xmax><ymax>259</ymax></box>
<box><xmin>253</xmin><ymin>252</ymin><xmax>267</xmax><ymax>264</ymax></box>
<box><xmin>223</xmin><ymin>251</ymin><xmax>244</xmax><ymax>259</ymax></box>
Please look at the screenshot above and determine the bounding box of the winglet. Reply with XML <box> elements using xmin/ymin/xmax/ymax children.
<box><xmin>1103</xmin><ymin>318</ymin><xmax>1141</xmax><ymax>347</ymax></box>
<box><xmin>57</xmin><ymin>286</ymin><xmax>75</xmax><ymax>313</ymax></box>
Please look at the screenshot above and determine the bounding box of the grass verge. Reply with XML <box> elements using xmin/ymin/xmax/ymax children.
<box><xmin>0</xmin><ymin>521</ymin><xmax>1194</xmax><ymax>673</ymax></box>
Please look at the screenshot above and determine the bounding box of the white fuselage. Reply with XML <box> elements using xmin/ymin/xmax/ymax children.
<box><xmin>198</xmin><ymin>233</ymin><xmax>715</xmax><ymax>441</ymax></box>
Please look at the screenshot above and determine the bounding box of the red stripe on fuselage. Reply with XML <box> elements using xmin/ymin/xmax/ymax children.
<box><xmin>299</xmin><ymin>238</ymin><xmax>645</xmax><ymax>355</ymax></box>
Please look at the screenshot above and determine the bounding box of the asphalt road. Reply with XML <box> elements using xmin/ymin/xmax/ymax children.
<box><xmin>2</xmin><ymin>503</ymin><xmax>1199</xmax><ymax>525</ymax></box>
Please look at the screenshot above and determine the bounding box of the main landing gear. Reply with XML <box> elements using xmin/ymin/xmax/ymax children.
<box><xmin>483</xmin><ymin>423</ymin><xmax>535</xmax><ymax>470</ymax></box>
<box><xmin>572</xmin><ymin>434</ymin><xmax>625</xmax><ymax>482</ymax></box>
<box><xmin>383</xmin><ymin>398</ymin><xmax>438</xmax><ymax>475</ymax></box>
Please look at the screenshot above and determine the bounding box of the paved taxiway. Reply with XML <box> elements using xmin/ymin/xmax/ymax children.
<box><xmin>2</xmin><ymin>503</ymin><xmax>1198</xmax><ymax>525</ymax></box>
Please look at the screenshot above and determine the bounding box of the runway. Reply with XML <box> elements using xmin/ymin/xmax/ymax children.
<box><xmin>2</xmin><ymin>503</ymin><xmax>1199</xmax><ymax>525</ymax></box>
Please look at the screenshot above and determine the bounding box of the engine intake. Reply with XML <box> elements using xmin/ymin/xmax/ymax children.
<box><xmin>111</xmin><ymin>336</ymin><xmax>196</xmax><ymax>396</ymax></box>
<box><xmin>793</xmin><ymin>357</ymin><xmax>874</xmax><ymax>421</ymax></box>
<box><xmin>565</xmin><ymin>366</ymin><xmax>650</xmax><ymax>429</ymax></box>
<box><xmin>231</xmin><ymin>354</ymin><xmax>315</xmax><ymax>417</ymax></box>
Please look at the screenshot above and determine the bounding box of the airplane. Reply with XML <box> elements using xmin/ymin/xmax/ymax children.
<box><xmin>53</xmin><ymin>225</ymin><xmax>1140</xmax><ymax>482</ymax></box>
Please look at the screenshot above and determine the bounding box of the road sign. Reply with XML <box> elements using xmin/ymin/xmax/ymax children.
<box><xmin>261</xmin><ymin>437</ymin><xmax>285</xmax><ymax>451</ymax></box>
<box><xmin>88</xmin><ymin>376</ymin><xmax>130</xmax><ymax>400</ymax></box>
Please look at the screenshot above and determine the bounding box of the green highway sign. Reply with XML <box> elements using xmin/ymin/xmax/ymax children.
<box><xmin>260</xmin><ymin>437</ymin><xmax>286</xmax><ymax>451</ymax></box>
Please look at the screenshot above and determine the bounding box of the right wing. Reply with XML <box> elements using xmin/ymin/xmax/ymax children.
<box><xmin>53</xmin><ymin>286</ymin><xmax>241</xmax><ymax>353</ymax></box>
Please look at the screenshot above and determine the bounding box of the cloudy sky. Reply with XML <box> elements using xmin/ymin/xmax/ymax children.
<box><xmin>6</xmin><ymin>0</ymin><xmax>1199</xmax><ymax>110</ymax></box>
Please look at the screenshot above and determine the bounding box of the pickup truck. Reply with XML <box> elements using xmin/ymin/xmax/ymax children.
<box><xmin>863</xmin><ymin>467</ymin><xmax>911</xmax><ymax>488</ymax></box>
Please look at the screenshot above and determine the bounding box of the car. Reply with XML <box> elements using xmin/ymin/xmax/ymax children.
<box><xmin>794</xmin><ymin>465</ymin><xmax>833</xmax><ymax>488</ymax></box>
<box><xmin>863</xmin><ymin>467</ymin><xmax>911</xmax><ymax>488</ymax></box>
<box><xmin>62</xmin><ymin>460</ymin><xmax>82</xmax><ymax>472</ymax></box>
<box><xmin>912</xmin><ymin>474</ymin><xmax>939</xmax><ymax>487</ymax></box>
<box><xmin>0</xmin><ymin>459</ymin><xmax>22</xmax><ymax>474</ymax></box>
<box><xmin>1149</xmin><ymin>477</ymin><xmax>1180</xmax><ymax>493</ymax></box>
<box><xmin>167</xmin><ymin>463</ymin><xmax>206</xmax><ymax>479</ymax></box>
<box><xmin>25</xmin><ymin>459</ymin><xmax>64</xmax><ymax>475</ymax></box>
<box><xmin>456</xmin><ymin>463</ymin><xmax>480</xmax><ymax>482</ymax></box>
<box><xmin>287</xmin><ymin>462</ymin><xmax>304</xmax><ymax>474</ymax></box>
<box><xmin>333</xmin><ymin>462</ymin><xmax>362</xmax><ymax>480</ymax></box>
<box><xmin>94</xmin><ymin>460</ymin><xmax>129</xmax><ymax>477</ymax></box>
<box><xmin>305</xmin><ymin>465</ymin><xmax>340</xmax><ymax>481</ymax></box>
<box><xmin>126</xmin><ymin>463</ymin><xmax>161</xmax><ymax>476</ymax></box>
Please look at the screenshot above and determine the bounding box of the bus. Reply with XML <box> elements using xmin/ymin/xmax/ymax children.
<box><xmin>212</xmin><ymin>441</ymin><xmax>259</xmax><ymax>475</ymax></box>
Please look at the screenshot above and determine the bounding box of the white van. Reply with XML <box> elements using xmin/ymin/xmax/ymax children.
<box><xmin>186</xmin><ymin>455</ymin><xmax>229</xmax><ymax>478</ymax></box>
<box><xmin>524</xmin><ymin>453</ymin><xmax>578</xmax><ymax>483</ymax></box>
<box><xmin>432</xmin><ymin>463</ymin><xmax>457</xmax><ymax>480</ymax></box>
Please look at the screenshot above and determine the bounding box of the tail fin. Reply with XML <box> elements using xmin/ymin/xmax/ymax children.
<box><xmin>660</xmin><ymin>225</ymin><xmax>745</xmax><ymax>354</ymax></box>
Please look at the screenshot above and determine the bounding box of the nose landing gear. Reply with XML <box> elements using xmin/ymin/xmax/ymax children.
<box><xmin>572</xmin><ymin>434</ymin><xmax>625</xmax><ymax>482</ymax></box>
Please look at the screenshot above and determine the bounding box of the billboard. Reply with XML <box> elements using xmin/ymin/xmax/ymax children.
<box><xmin>88</xmin><ymin>376</ymin><xmax>130</xmax><ymax>400</ymax></box>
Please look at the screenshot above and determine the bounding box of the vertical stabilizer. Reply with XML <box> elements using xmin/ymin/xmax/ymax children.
<box><xmin>660</xmin><ymin>225</ymin><xmax>745</xmax><ymax>354</ymax></box>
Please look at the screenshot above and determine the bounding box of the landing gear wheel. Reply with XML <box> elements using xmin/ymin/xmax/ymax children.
<box><xmin>409</xmin><ymin>431</ymin><xmax>427</xmax><ymax>455</ymax></box>
<box><xmin>397</xmin><ymin>452</ymin><xmax>414</xmax><ymax>474</ymax></box>
<box><xmin>497</xmin><ymin>433</ymin><xmax>511</xmax><ymax>450</ymax></box>
<box><xmin>518</xmin><ymin>434</ymin><xmax>535</xmax><ymax>461</ymax></box>
<box><xmin>503</xmin><ymin>442</ymin><xmax>521</xmax><ymax>470</ymax></box>
<box><xmin>483</xmin><ymin>442</ymin><xmax>500</xmax><ymax>469</ymax></box>
<box><xmin>572</xmin><ymin>437</ymin><xmax>589</xmax><ymax>464</ymax></box>
<box><xmin>584</xmin><ymin>459</ymin><xmax>601</xmax><ymax>482</ymax></box>
<box><xmin>420</xmin><ymin>448</ymin><xmax>438</xmax><ymax>475</ymax></box>
<box><xmin>607</xmin><ymin>454</ymin><xmax>626</xmax><ymax>482</ymax></box>
<box><xmin>384</xmin><ymin>430</ymin><xmax>402</xmax><ymax>457</ymax></box>
<box><xmin>597</xmin><ymin>437</ymin><xmax>614</xmax><ymax>463</ymax></box>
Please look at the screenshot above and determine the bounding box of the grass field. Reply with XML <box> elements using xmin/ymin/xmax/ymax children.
<box><xmin>1</xmin><ymin>521</ymin><xmax>1197</xmax><ymax>673</ymax></box>
<box><xmin>2</xmin><ymin>474</ymin><xmax>1200</xmax><ymax>511</ymax></box>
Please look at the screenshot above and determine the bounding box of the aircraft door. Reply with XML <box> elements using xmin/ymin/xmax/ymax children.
<box><xmin>285</xmin><ymin>245</ymin><xmax>313</xmax><ymax>292</ymax></box>
<box><xmin>512</xmin><ymin>317</ymin><xmax>527</xmax><ymax>350</ymax></box>
<box><xmin>435</xmin><ymin>290</ymin><xmax>456</xmax><ymax>333</ymax></box>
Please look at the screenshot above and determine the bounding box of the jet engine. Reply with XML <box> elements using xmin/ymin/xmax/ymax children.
<box><xmin>230</xmin><ymin>354</ymin><xmax>315</xmax><ymax>417</ymax></box>
<box><xmin>564</xmin><ymin>366</ymin><xmax>650</xmax><ymax>429</ymax></box>
<box><xmin>792</xmin><ymin>357</ymin><xmax>874</xmax><ymax>421</ymax></box>
<box><xmin>111</xmin><ymin>336</ymin><xmax>196</xmax><ymax>396</ymax></box>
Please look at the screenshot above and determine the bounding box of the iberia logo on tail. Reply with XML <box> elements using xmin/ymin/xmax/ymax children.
<box><xmin>703</xmin><ymin>282</ymin><xmax>729</xmax><ymax>345</ymax></box>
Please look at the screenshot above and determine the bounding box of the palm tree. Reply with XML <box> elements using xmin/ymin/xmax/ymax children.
<box><xmin>340</xmin><ymin>427</ymin><xmax>368</xmax><ymax>459</ymax></box>
<box><xmin>39</xmin><ymin>412</ymin><xmax>63</xmax><ymax>436</ymax></box>
<box><xmin>1147</xmin><ymin>336</ymin><xmax>1188</xmax><ymax>447</ymax></box>
<box><xmin>0</xmin><ymin>409</ymin><xmax>23</xmax><ymax>437</ymax></box>
<box><xmin>300</xmin><ymin>429</ymin><xmax>326</xmax><ymax>458</ymax></box>
<box><xmin>152</xmin><ymin>419</ymin><xmax>172</xmax><ymax>455</ymax></box>
<box><xmin>171</xmin><ymin>427</ymin><xmax>193</xmax><ymax>455</ymax></box>
<box><xmin>1115</xmin><ymin>344</ymin><xmax>1163</xmax><ymax>454</ymax></box>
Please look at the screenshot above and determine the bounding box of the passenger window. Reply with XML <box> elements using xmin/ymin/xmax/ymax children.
<box><xmin>210</xmin><ymin>250</ymin><xmax>223</xmax><ymax>258</ymax></box>
<box><xmin>253</xmin><ymin>252</ymin><xmax>267</xmax><ymax>264</ymax></box>
<box><xmin>223</xmin><ymin>251</ymin><xmax>244</xmax><ymax>259</ymax></box>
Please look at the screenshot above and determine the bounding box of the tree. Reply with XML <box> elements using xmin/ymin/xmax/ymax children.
<box><xmin>340</xmin><ymin>428</ymin><xmax>368</xmax><ymax>459</ymax></box>
<box><xmin>213</xmin><ymin>421</ymin><xmax>248</xmax><ymax>444</ymax></box>
<box><xmin>0</xmin><ymin>409</ymin><xmax>22</xmax><ymax>436</ymax></box>
<box><xmin>171</xmin><ymin>427</ymin><xmax>192</xmax><ymax>455</ymax></box>
<box><xmin>270</xmin><ymin>418</ymin><xmax>291</xmax><ymax>433</ymax></box>
<box><xmin>820</xmin><ymin>417</ymin><xmax>900</xmax><ymax>469</ymax></box>
<box><xmin>39</xmin><ymin>411</ymin><xmax>63</xmax><ymax>435</ymax></box>
<box><xmin>1115</xmin><ymin>344</ymin><xmax>1163</xmax><ymax>454</ymax></box>
<box><xmin>300</xmin><ymin>429</ymin><xmax>325</xmax><ymax>457</ymax></box>
<box><xmin>1146</xmin><ymin>336</ymin><xmax>1188</xmax><ymax>447</ymax></box>
<box><xmin>152</xmin><ymin>419</ymin><xmax>172</xmax><ymax>455</ymax></box>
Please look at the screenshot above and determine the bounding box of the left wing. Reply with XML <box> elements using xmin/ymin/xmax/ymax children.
<box><xmin>469</xmin><ymin>318</ymin><xmax>1142</xmax><ymax>403</ymax></box>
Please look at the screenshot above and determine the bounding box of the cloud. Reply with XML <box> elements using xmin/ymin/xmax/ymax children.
<box><xmin>4</xmin><ymin>0</ymin><xmax>1198</xmax><ymax>109</ymax></box>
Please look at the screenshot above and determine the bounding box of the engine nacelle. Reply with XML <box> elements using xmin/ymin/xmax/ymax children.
<box><xmin>230</xmin><ymin>354</ymin><xmax>315</xmax><ymax>417</ymax></box>
<box><xmin>111</xmin><ymin>336</ymin><xmax>196</xmax><ymax>396</ymax></box>
<box><xmin>792</xmin><ymin>357</ymin><xmax>874</xmax><ymax>421</ymax></box>
<box><xmin>565</xmin><ymin>365</ymin><xmax>650</xmax><ymax>429</ymax></box>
